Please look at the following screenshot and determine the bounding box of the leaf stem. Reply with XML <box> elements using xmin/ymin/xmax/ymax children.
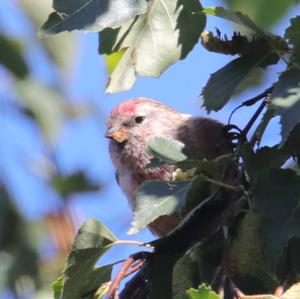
<box><xmin>107</xmin><ymin>252</ymin><xmax>152</xmax><ymax>299</ymax></box>
<box><xmin>113</xmin><ymin>240</ymin><xmax>153</xmax><ymax>248</ymax></box>
<box><xmin>228</xmin><ymin>86</ymin><xmax>273</xmax><ymax>134</ymax></box>
<box><xmin>243</xmin><ymin>100</ymin><xmax>266</xmax><ymax>137</ymax></box>
<box><xmin>200</xmin><ymin>174</ymin><xmax>244</xmax><ymax>191</ymax></box>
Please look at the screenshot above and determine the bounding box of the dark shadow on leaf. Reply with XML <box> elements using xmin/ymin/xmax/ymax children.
<box><xmin>175</xmin><ymin>0</ymin><xmax>206</xmax><ymax>59</ymax></box>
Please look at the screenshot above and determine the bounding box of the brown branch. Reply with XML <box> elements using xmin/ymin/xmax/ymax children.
<box><xmin>107</xmin><ymin>252</ymin><xmax>152</xmax><ymax>299</ymax></box>
<box><xmin>124</xmin><ymin>260</ymin><xmax>144</xmax><ymax>276</ymax></box>
<box><xmin>274</xmin><ymin>285</ymin><xmax>284</xmax><ymax>297</ymax></box>
<box><xmin>107</xmin><ymin>257</ymin><xmax>135</xmax><ymax>298</ymax></box>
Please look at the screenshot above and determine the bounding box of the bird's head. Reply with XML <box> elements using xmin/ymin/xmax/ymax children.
<box><xmin>106</xmin><ymin>98</ymin><xmax>182</xmax><ymax>147</ymax></box>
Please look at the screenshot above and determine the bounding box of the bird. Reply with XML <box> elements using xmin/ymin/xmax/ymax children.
<box><xmin>106</xmin><ymin>98</ymin><xmax>232</xmax><ymax>236</ymax></box>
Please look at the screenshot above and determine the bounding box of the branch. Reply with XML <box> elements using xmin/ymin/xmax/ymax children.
<box><xmin>113</xmin><ymin>240</ymin><xmax>153</xmax><ymax>248</ymax></box>
<box><xmin>228</xmin><ymin>86</ymin><xmax>273</xmax><ymax>126</ymax></box>
<box><xmin>107</xmin><ymin>252</ymin><xmax>152</xmax><ymax>299</ymax></box>
<box><xmin>200</xmin><ymin>174</ymin><xmax>244</xmax><ymax>191</ymax></box>
<box><xmin>242</xmin><ymin>100</ymin><xmax>267</xmax><ymax>137</ymax></box>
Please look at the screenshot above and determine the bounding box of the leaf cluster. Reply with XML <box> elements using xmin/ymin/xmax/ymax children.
<box><xmin>39</xmin><ymin>0</ymin><xmax>300</xmax><ymax>298</ymax></box>
<box><xmin>0</xmin><ymin>2</ymin><xmax>103</xmax><ymax>296</ymax></box>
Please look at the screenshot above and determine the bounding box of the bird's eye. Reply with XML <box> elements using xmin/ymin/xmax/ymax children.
<box><xmin>134</xmin><ymin>116</ymin><xmax>145</xmax><ymax>124</ymax></box>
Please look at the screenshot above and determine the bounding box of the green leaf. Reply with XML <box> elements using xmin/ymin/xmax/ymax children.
<box><xmin>233</xmin><ymin>68</ymin><xmax>265</xmax><ymax>96</ymax></box>
<box><xmin>148</xmin><ymin>254</ymin><xmax>179</xmax><ymax>299</ymax></box>
<box><xmin>19</xmin><ymin>0</ymin><xmax>77</xmax><ymax>70</ymax></box>
<box><xmin>40</xmin><ymin>0</ymin><xmax>147</xmax><ymax>36</ymax></box>
<box><xmin>186</xmin><ymin>284</ymin><xmax>221</xmax><ymax>299</ymax></box>
<box><xmin>240</xmin><ymin>144</ymin><xmax>291</xmax><ymax>180</ymax></box>
<box><xmin>202</xmin><ymin>52</ymin><xmax>278</xmax><ymax>112</ymax></box>
<box><xmin>52</xmin><ymin>171</ymin><xmax>100</xmax><ymax>198</ymax></box>
<box><xmin>277</xmin><ymin>236</ymin><xmax>300</xmax><ymax>283</ymax></box>
<box><xmin>188</xmin><ymin>154</ymin><xmax>234</xmax><ymax>178</ymax></box>
<box><xmin>128</xmin><ymin>180</ymin><xmax>192</xmax><ymax>234</ymax></box>
<box><xmin>52</xmin><ymin>275</ymin><xmax>63</xmax><ymax>299</ymax></box>
<box><xmin>103</xmin><ymin>50</ymin><xmax>125</xmax><ymax>74</ymax></box>
<box><xmin>225</xmin><ymin>0</ymin><xmax>296</xmax><ymax>30</ymax></box>
<box><xmin>0</xmin><ymin>34</ymin><xmax>28</xmax><ymax>79</ymax></box>
<box><xmin>94</xmin><ymin>282</ymin><xmax>110</xmax><ymax>299</ymax></box>
<box><xmin>59</xmin><ymin>219</ymin><xmax>117</xmax><ymax>299</ymax></box>
<box><xmin>253</xmin><ymin>169</ymin><xmax>300</xmax><ymax>270</ymax></box>
<box><xmin>16</xmin><ymin>80</ymin><xmax>65</xmax><ymax>144</ymax></box>
<box><xmin>203</xmin><ymin>6</ymin><xmax>266</xmax><ymax>36</ymax></box>
<box><xmin>285</xmin><ymin>16</ymin><xmax>300</xmax><ymax>66</ymax></box>
<box><xmin>149</xmin><ymin>187</ymin><xmax>234</xmax><ymax>254</ymax></box>
<box><xmin>270</xmin><ymin>68</ymin><xmax>300</xmax><ymax>142</ymax></box>
<box><xmin>173</xmin><ymin>245</ymin><xmax>202</xmax><ymax>299</ymax></box>
<box><xmin>286</xmin><ymin>123</ymin><xmax>300</xmax><ymax>162</ymax></box>
<box><xmin>147</xmin><ymin>136</ymin><xmax>188</xmax><ymax>166</ymax></box>
<box><xmin>100</xmin><ymin>0</ymin><xmax>206</xmax><ymax>93</ymax></box>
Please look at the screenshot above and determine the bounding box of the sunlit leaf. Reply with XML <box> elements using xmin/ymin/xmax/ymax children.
<box><xmin>103</xmin><ymin>50</ymin><xmax>125</xmax><ymax>74</ymax></box>
<box><xmin>270</xmin><ymin>68</ymin><xmax>300</xmax><ymax>142</ymax></box>
<box><xmin>40</xmin><ymin>0</ymin><xmax>147</xmax><ymax>35</ymax></box>
<box><xmin>52</xmin><ymin>275</ymin><xmax>63</xmax><ymax>299</ymax></box>
<box><xmin>100</xmin><ymin>0</ymin><xmax>206</xmax><ymax>93</ymax></box>
<box><xmin>95</xmin><ymin>282</ymin><xmax>110</xmax><ymax>299</ymax></box>
<box><xmin>128</xmin><ymin>180</ymin><xmax>192</xmax><ymax>234</ymax></box>
<box><xmin>147</xmin><ymin>136</ymin><xmax>188</xmax><ymax>166</ymax></box>
<box><xmin>186</xmin><ymin>283</ymin><xmax>221</xmax><ymax>299</ymax></box>
<box><xmin>58</xmin><ymin>219</ymin><xmax>117</xmax><ymax>299</ymax></box>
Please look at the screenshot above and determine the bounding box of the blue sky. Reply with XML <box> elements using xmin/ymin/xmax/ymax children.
<box><xmin>1</xmin><ymin>0</ymin><xmax>299</xmax><ymax>275</ymax></box>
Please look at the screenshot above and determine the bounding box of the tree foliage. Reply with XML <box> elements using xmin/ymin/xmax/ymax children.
<box><xmin>23</xmin><ymin>0</ymin><xmax>300</xmax><ymax>298</ymax></box>
<box><xmin>0</xmin><ymin>0</ymin><xmax>102</xmax><ymax>297</ymax></box>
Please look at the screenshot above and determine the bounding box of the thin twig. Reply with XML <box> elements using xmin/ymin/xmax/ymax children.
<box><xmin>107</xmin><ymin>257</ymin><xmax>135</xmax><ymax>298</ymax></box>
<box><xmin>113</xmin><ymin>240</ymin><xmax>153</xmax><ymax>248</ymax></box>
<box><xmin>228</xmin><ymin>278</ymin><xmax>245</xmax><ymax>299</ymax></box>
<box><xmin>200</xmin><ymin>174</ymin><xmax>244</xmax><ymax>191</ymax></box>
<box><xmin>114</xmin><ymin>290</ymin><xmax>119</xmax><ymax>299</ymax></box>
<box><xmin>274</xmin><ymin>285</ymin><xmax>284</xmax><ymax>297</ymax></box>
<box><xmin>228</xmin><ymin>86</ymin><xmax>273</xmax><ymax>125</ymax></box>
<box><xmin>218</xmin><ymin>283</ymin><xmax>225</xmax><ymax>299</ymax></box>
<box><xmin>107</xmin><ymin>252</ymin><xmax>152</xmax><ymax>299</ymax></box>
<box><xmin>242</xmin><ymin>101</ymin><xmax>267</xmax><ymax>138</ymax></box>
<box><xmin>238</xmin><ymin>294</ymin><xmax>278</xmax><ymax>299</ymax></box>
<box><xmin>228</xmin><ymin>104</ymin><xmax>244</xmax><ymax>125</ymax></box>
<box><xmin>124</xmin><ymin>260</ymin><xmax>144</xmax><ymax>276</ymax></box>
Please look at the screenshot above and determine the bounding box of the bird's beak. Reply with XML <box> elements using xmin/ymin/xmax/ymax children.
<box><xmin>105</xmin><ymin>128</ymin><xmax>128</xmax><ymax>143</ymax></box>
